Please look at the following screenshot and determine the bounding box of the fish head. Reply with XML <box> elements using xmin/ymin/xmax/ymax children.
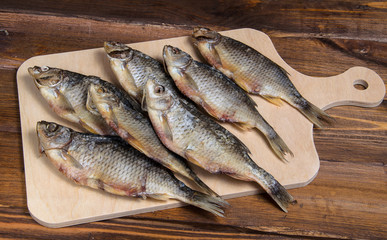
<box><xmin>104</xmin><ymin>41</ymin><xmax>134</xmax><ymax>62</ymax></box>
<box><xmin>36</xmin><ymin>121</ymin><xmax>73</xmax><ymax>153</ymax></box>
<box><xmin>87</xmin><ymin>83</ymin><xmax>118</xmax><ymax>115</ymax></box>
<box><xmin>144</xmin><ymin>78</ymin><xmax>174</xmax><ymax>112</ymax></box>
<box><xmin>28</xmin><ymin>66</ymin><xmax>63</xmax><ymax>89</ymax></box>
<box><xmin>191</xmin><ymin>27</ymin><xmax>221</xmax><ymax>46</ymax></box>
<box><xmin>162</xmin><ymin>45</ymin><xmax>192</xmax><ymax>70</ymax></box>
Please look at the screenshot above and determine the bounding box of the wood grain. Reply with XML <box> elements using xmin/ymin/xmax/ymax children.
<box><xmin>18</xmin><ymin>28</ymin><xmax>355</xmax><ymax>227</ymax></box>
<box><xmin>0</xmin><ymin>0</ymin><xmax>386</xmax><ymax>238</ymax></box>
<box><xmin>0</xmin><ymin>161</ymin><xmax>385</xmax><ymax>239</ymax></box>
<box><xmin>1</xmin><ymin>0</ymin><xmax>387</xmax><ymax>40</ymax></box>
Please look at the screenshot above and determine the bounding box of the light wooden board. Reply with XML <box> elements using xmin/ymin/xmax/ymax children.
<box><xmin>16</xmin><ymin>28</ymin><xmax>385</xmax><ymax>228</ymax></box>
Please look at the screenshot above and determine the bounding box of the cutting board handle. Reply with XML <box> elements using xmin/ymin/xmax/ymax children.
<box><xmin>298</xmin><ymin>66</ymin><xmax>386</xmax><ymax>110</ymax></box>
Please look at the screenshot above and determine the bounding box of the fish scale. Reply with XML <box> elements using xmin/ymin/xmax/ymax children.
<box><xmin>145</xmin><ymin>79</ymin><xmax>296</xmax><ymax>212</ymax></box>
<box><xmin>87</xmin><ymin>80</ymin><xmax>219</xmax><ymax>197</ymax></box>
<box><xmin>104</xmin><ymin>41</ymin><xmax>180</xmax><ymax>103</ymax></box>
<box><xmin>37</xmin><ymin>121</ymin><xmax>227</xmax><ymax>217</ymax></box>
<box><xmin>28</xmin><ymin>66</ymin><xmax>115</xmax><ymax>135</ymax></box>
<box><xmin>163</xmin><ymin>45</ymin><xmax>292</xmax><ymax>160</ymax></box>
<box><xmin>192</xmin><ymin>27</ymin><xmax>332</xmax><ymax>128</ymax></box>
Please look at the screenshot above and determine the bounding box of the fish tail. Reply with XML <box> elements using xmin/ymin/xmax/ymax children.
<box><xmin>176</xmin><ymin>187</ymin><xmax>229</xmax><ymax>217</ymax></box>
<box><xmin>251</xmin><ymin>166</ymin><xmax>296</xmax><ymax>212</ymax></box>
<box><xmin>166</xmin><ymin>153</ymin><xmax>220</xmax><ymax>197</ymax></box>
<box><xmin>296</xmin><ymin>98</ymin><xmax>333</xmax><ymax>128</ymax></box>
<box><xmin>265</xmin><ymin>131</ymin><xmax>293</xmax><ymax>161</ymax></box>
<box><xmin>187</xmin><ymin>170</ymin><xmax>220</xmax><ymax>197</ymax></box>
<box><xmin>254</xmin><ymin>118</ymin><xmax>293</xmax><ymax>161</ymax></box>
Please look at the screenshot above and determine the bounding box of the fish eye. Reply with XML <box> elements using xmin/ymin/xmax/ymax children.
<box><xmin>97</xmin><ymin>87</ymin><xmax>105</xmax><ymax>94</ymax></box>
<box><xmin>155</xmin><ymin>85</ymin><xmax>165</xmax><ymax>94</ymax></box>
<box><xmin>47</xmin><ymin>123</ymin><xmax>58</xmax><ymax>132</ymax></box>
<box><xmin>48</xmin><ymin>79</ymin><xmax>59</xmax><ymax>86</ymax></box>
<box><xmin>41</xmin><ymin>66</ymin><xmax>49</xmax><ymax>72</ymax></box>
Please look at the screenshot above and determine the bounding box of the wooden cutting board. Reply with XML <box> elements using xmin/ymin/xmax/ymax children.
<box><xmin>16</xmin><ymin>28</ymin><xmax>385</xmax><ymax>228</ymax></box>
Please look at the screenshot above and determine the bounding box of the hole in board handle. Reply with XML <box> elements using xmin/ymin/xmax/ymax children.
<box><xmin>353</xmin><ymin>79</ymin><xmax>368</xmax><ymax>90</ymax></box>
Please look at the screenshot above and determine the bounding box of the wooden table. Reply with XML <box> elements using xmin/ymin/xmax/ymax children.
<box><xmin>1</xmin><ymin>1</ymin><xmax>386</xmax><ymax>239</ymax></box>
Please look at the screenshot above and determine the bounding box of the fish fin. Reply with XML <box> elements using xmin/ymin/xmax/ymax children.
<box><xmin>60</xmin><ymin>151</ymin><xmax>83</xmax><ymax>169</ymax></box>
<box><xmin>87</xmin><ymin>178</ymin><xmax>131</xmax><ymax>196</ymax></box>
<box><xmin>86</xmin><ymin>178</ymin><xmax>104</xmax><ymax>190</ymax></box>
<box><xmin>261</xmin><ymin>95</ymin><xmax>283</xmax><ymax>106</ymax></box>
<box><xmin>206</xmin><ymin>45</ymin><xmax>223</xmax><ymax>70</ymax></box>
<box><xmin>234</xmin><ymin>122</ymin><xmax>254</xmax><ymax>131</ymax></box>
<box><xmin>252</xmin><ymin>115</ymin><xmax>293</xmax><ymax>161</ymax></box>
<box><xmin>252</xmin><ymin>166</ymin><xmax>297</xmax><ymax>212</ymax></box>
<box><xmin>184</xmin><ymin>149</ymin><xmax>203</xmax><ymax>168</ymax></box>
<box><xmin>85</xmin><ymin>92</ymin><xmax>100</xmax><ymax>115</ymax></box>
<box><xmin>213</xmin><ymin>126</ymin><xmax>252</xmax><ymax>155</ymax></box>
<box><xmin>265</xmin><ymin>131</ymin><xmax>293</xmax><ymax>162</ymax></box>
<box><xmin>183</xmin><ymin>74</ymin><xmax>200</xmax><ymax>92</ymax></box>
<box><xmin>149</xmin><ymin>193</ymin><xmax>171</xmax><ymax>201</ymax></box>
<box><xmin>141</xmin><ymin>89</ymin><xmax>148</xmax><ymax>112</ymax></box>
<box><xmin>78</xmin><ymin>117</ymin><xmax>107</xmax><ymax>135</ymax></box>
<box><xmin>298</xmin><ymin>100</ymin><xmax>333</xmax><ymax>128</ymax></box>
<box><xmin>159</xmin><ymin>113</ymin><xmax>173</xmax><ymax>142</ymax></box>
<box><xmin>51</xmin><ymin>89</ymin><xmax>76</xmax><ymax>115</ymax></box>
<box><xmin>234</xmin><ymin>79</ymin><xmax>254</xmax><ymax>93</ymax></box>
<box><xmin>200</xmin><ymin>101</ymin><xmax>222</xmax><ymax>120</ymax></box>
<box><xmin>175</xmin><ymin>187</ymin><xmax>228</xmax><ymax>217</ymax></box>
<box><xmin>183</xmin><ymin>164</ymin><xmax>220</xmax><ymax>197</ymax></box>
<box><xmin>245</xmin><ymin>93</ymin><xmax>258</xmax><ymax>107</ymax></box>
<box><xmin>127</xmin><ymin>93</ymin><xmax>143</xmax><ymax>113</ymax></box>
<box><xmin>121</xmin><ymin>130</ymin><xmax>152</xmax><ymax>156</ymax></box>
<box><xmin>106</xmin><ymin>116</ymin><xmax>152</xmax><ymax>157</ymax></box>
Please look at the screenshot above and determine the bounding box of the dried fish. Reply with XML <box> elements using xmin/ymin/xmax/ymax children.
<box><xmin>163</xmin><ymin>45</ymin><xmax>292</xmax><ymax>160</ymax></box>
<box><xmin>87</xmin><ymin>81</ymin><xmax>219</xmax><ymax>196</ymax></box>
<box><xmin>192</xmin><ymin>27</ymin><xmax>331</xmax><ymax>127</ymax></box>
<box><xmin>28</xmin><ymin>66</ymin><xmax>114</xmax><ymax>135</ymax></box>
<box><xmin>36</xmin><ymin>121</ymin><xmax>228</xmax><ymax>217</ymax></box>
<box><xmin>145</xmin><ymin>79</ymin><xmax>296</xmax><ymax>212</ymax></box>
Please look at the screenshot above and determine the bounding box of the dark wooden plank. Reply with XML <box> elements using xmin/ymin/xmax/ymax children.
<box><xmin>0</xmin><ymin>160</ymin><xmax>384</xmax><ymax>239</ymax></box>
<box><xmin>0</xmin><ymin>1</ymin><xmax>386</xmax><ymax>238</ymax></box>
<box><xmin>314</xmin><ymin>105</ymin><xmax>387</xmax><ymax>164</ymax></box>
<box><xmin>0</xmin><ymin>16</ymin><xmax>387</xmax><ymax>164</ymax></box>
<box><xmin>1</xmin><ymin>0</ymin><xmax>386</xmax><ymax>41</ymax></box>
<box><xmin>1</xmin><ymin>12</ymin><xmax>386</xmax><ymax>73</ymax></box>
<box><xmin>0</xmin><ymin>12</ymin><xmax>192</xmax><ymax>70</ymax></box>
<box><xmin>2</xmin><ymin>14</ymin><xmax>386</xmax><ymax>166</ymax></box>
<box><xmin>0</xmin><ymin>69</ymin><xmax>20</xmax><ymax>132</ymax></box>
<box><xmin>0</xmin><ymin>65</ymin><xmax>385</xmax><ymax>238</ymax></box>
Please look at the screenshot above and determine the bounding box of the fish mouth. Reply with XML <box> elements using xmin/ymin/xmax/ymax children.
<box><xmin>162</xmin><ymin>45</ymin><xmax>172</xmax><ymax>72</ymax></box>
<box><xmin>104</xmin><ymin>41</ymin><xmax>132</xmax><ymax>60</ymax></box>
<box><xmin>104</xmin><ymin>41</ymin><xmax>124</xmax><ymax>53</ymax></box>
<box><xmin>192</xmin><ymin>27</ymin><xmax>220</xmax><ymax>44</ymax></box>
<box><xmin>192</xmin><ymin>27</ymin><xmax>212</xmax><ymax>38</ymax></box>
<box><xmin>163</xmin><ymin>45</ymin><xmax>192</xmax><ymax>70</ymax></box>
<box><xmin>28</xmin><ymin>66</ymin><xmax>45</xmax><ymax>87</ymax></box>
<box><xmin>28</xmin><ymin>66</ymin><xmax>45</xmax><ymax>77</ymax></box>
<box><xmin>163</xmin><ymin>45</ymin><xmax>175</xmax><ymax>58</ymax></box>
<box><xmin>162</xmin><ymin>45</ymin><xmax>182</xmax><ymax>62</ymax></box>
<box><xmin>28</xmin><ymin>66</ymin><xmax>62</xmax><ymax>88</ymax></box>
<box><xmin>86</xmin><ymin>84</ymin><xmax>102</xmax><ymax>115</ymax></box>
